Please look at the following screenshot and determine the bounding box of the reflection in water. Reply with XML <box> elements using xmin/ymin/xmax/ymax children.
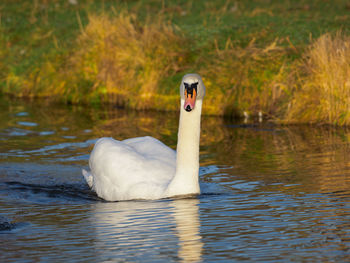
<box><xmin>172</xmin><ymin>199</ymin><xmax>203</xmax><ymax>262</ymax></box>
<box><xmin>205</xmin><ymin>123</ymin><xmax>350</xmax><ymax>196</ymax></box>
<box><xmin>91</xmin><ymin>198</ymin><xmax>203</xmax><ymax>262</ymax></box>
<box><xmin>1</xmin><ymin>99</ymin><xmax>350</xmax><ymax>261</ymax></box>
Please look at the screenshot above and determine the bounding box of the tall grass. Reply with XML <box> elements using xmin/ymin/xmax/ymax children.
<box><xmin>22</xmin><ymin>11</ymin><xmax>189</xmax><ymax>109</ymax></box>
<box><xmin>201</xmin><ymin>38</ymin><xmax>289</xmax><ymax>117</ymax></box>
<box><xmin>286</xmin><ymin>32</ymin><xmax>350</xmax><ymax>125</ymax></box>
<box><xmin>3</xmin><ymin>1</ymin><xmax>350</xmax><ymax>125</ymax></box>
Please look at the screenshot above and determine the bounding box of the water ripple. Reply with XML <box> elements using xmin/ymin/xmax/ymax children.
<box><xmin>1</xmin><ymin>102</ymin><xmax>350</xmax><ymax>262</ymax></box>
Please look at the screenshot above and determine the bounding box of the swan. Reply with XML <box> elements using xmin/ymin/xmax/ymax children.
<box><xmin>82</xmin><ymin>73</ymin><xmax>205</xmax><ymax>201</ymax></box>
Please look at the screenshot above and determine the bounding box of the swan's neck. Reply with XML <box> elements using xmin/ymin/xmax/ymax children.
<box><xmin>166</xmin><ymin>99</ymin><xmax>202</xmax><ymax>197</ymax></box>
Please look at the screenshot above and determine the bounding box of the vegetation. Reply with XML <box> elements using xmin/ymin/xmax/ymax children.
<box><xmin>286</xmin><ymin>32</ymin><xmax>350</xmax><ymax>125</ymax></box>
<box><xmin>2</xmin><ymin>0</ymin><xmax>350</xmax><ymax>124</ymax></box>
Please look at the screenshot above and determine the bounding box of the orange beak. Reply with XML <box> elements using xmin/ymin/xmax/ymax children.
<box><xmin>184</xmin><ymin>88</ymin><xmax>197</xmax><ymax>112</ymax></box>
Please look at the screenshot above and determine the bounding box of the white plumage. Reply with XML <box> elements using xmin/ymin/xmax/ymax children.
<box><xmin>83</xmin><ymin>74</ymin><xmax>206</xmax><ymax>201</ymax></box>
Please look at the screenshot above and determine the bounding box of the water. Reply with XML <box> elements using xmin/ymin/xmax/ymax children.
<box><xmin>1</xmin><ymin>99</ymin><xmax>350</xmax><ymax>262</ymax></box>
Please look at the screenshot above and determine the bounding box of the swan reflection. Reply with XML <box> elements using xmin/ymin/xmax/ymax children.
<box><xmin>172</xmin><ymin>198</ymin><xmax>203</xmax><ymax>262</ymax></box>
<box><xmin>91</xmin><ymin>198</ymin><xmax>202</xmax><ymax>262</ymax></box>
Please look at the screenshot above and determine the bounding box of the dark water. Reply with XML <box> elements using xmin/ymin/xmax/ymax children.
<box><xmin>1</xmin><ymin>99</ymin><xmax>350</xmax><ymax>262</ymax></box>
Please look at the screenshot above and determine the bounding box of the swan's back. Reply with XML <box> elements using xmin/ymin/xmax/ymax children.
<box><xmin>123</xmin><ymin>136</ymin><xmax>176</xmax><ymax>167</ymax></box>
<box><xmin>87</xmin><ymin>137</ymin><xmax>176</xmax><ymax>201</ymax></box>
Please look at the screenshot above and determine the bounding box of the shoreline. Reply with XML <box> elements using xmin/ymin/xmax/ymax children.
<box><xmin>1</xmin><ymin>1</ymin><xmax>350</xmax><ymax>125</ymax></box>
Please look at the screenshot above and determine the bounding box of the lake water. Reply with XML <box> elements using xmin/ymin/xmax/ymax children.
<box><xmin>0</xmin><ymin>99</ymin><xmax>350</xmax><ymax>262</ymax></box>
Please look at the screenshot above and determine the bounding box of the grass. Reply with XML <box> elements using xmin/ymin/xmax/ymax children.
<box><xmin>19</xmin><ymin>11</ymin><xmax>189</xmax><ymax>110</ymax></box>
<box><xmin>286</xmin><ymin>32</ymin><xmax>350</xmax><ymax>125</ymax></box>
<box><xmin>200</xmin><ymin>38</ymin><xmax>289</xmax><ymax>116</ymax></box>
<box><xmin>2</xmin><ymin>0</ymin><xmax>350</xmax><ymax>124</ymax></box>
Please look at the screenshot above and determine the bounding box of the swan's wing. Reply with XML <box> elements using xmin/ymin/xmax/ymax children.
<box><xmin>86</xmin><ymin>137</ymin><xmax>176</xmax><ymax>201</ymax></box>
<box><xmin>123</xmin><ymin>136</ymin><xmax>176</xmax><ymax>166</ymax></box>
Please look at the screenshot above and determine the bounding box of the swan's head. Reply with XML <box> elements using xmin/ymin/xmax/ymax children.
<box><xmin>180</xmin><ymin>74</ymin><xmax>206</xmax><ymax>112</ymax></box>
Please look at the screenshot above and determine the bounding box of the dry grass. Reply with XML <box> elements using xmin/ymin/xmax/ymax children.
<box><xmin>4</xmin><ymin>1</ymin><xmax>350</xmax><ymax>125</ymax></box>
<box><xmin>5</xmin><ymin>9</ymin><xmax>350</xmax><ymax>125</ymax></box>
<box><xmin>24</xmin><ymin>11</ymin><xmax>188</xmax><ymax>109</ymax></box>
<box><xmin>200</xmin><ymin>38</ymin><xmax>289</xmax><ymax>117</ymax></box>
<box><xmin>286</xmin><ymin>32</ymin><xmax>350</xmax><ymax>125</ymax></box>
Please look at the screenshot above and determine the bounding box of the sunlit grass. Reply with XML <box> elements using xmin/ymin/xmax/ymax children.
<box><xmin>20</xmin><ymin>11</ymin><xmax>189</xmax><ymax>109</ymax></box>
<box><xmin>72</xmin><ymin>12</ymin><xmax>188</xmax><ymax>109</ymax></box>
<box><xmin>201</xmin><ymin>38</ymin><xmax>290</xmax><ymax>117</ymax></box>
<box><xmin>2</xmin><ymin>0</ymin><xmax>350</xmax><ymax>124</ymax></box>
<box><xmin>286</xmin><ymin>32</ymin><xmax>350</xmax><ymax>125</ymax></box>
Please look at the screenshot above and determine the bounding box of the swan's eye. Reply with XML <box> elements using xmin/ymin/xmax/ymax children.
<box><xmin>191</xmin><ymin>82</ymin><xmax>198</xmax><ymax>91</ymax></box>
<box><xmin>184</xmin><ymin>82</ymin><xmax>198</xmax><ymax>98</ymax></box>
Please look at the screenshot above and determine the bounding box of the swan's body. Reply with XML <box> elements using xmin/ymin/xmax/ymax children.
<box><xmin>83</xmin><ymin>74</ymin><xmax>205</xmax><ymax>201</ymax></box>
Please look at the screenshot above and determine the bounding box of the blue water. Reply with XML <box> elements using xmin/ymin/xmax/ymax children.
<box><xmin>1</xmin><ymin>100</ymin><xmax>350</xmax><ymax>262</ymax></box>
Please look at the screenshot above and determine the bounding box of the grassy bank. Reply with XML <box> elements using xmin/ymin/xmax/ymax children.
<box><xmin>2</xmin><ymin>0</ymin><xmax>350</xmax><ymax>124</ymax></box>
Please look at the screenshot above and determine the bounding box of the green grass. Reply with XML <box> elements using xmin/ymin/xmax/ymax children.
<box><xmin>2</xmin><ymin>0</ymin><xmax>350</xmax><ymax>124</ymax></box>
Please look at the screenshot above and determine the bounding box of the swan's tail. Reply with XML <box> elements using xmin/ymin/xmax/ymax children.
<box><xmin>82</xmin><ymin>169</ymin><xmax>94</xmax><ymax>189</ymax></box>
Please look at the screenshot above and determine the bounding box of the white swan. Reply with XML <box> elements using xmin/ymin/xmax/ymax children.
<box><xmin>82</xmin><ymin>73</ymin><xmax>205</xmax><ymax>201</ymax></box>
